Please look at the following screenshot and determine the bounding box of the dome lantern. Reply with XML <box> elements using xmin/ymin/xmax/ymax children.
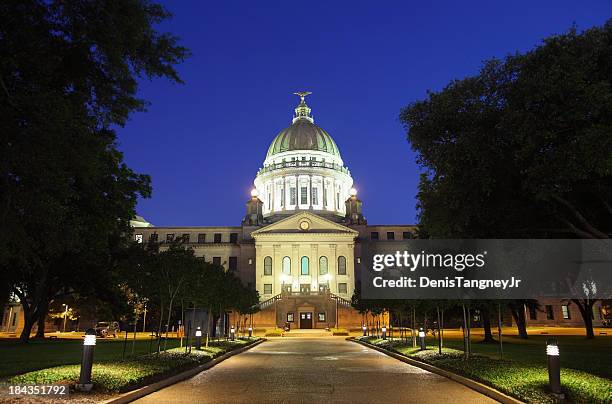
<box><xmin>292</xmin><ymin>91</ymin><xmax>314</xmax><ymax>123</ymax></box>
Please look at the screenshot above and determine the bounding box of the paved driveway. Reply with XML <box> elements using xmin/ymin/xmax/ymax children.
<box><xmin>136</xmin><ymin>338</ymin><xmax>495</xmax><ymax>403</ymax></box>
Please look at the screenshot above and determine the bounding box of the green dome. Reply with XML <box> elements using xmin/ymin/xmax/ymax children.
<box><xmin>266</xmin><ymin>119</ymin><xmax>341</xmax><ymax>159</ymax></box>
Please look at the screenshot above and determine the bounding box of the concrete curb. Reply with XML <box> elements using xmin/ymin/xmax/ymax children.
<box><xmin>99</xmin><ymin>338</ymin><xmax>266</xmax><ymax>404</ymax></box>
<box><xmin>351</xmin><ymin>338</ymin><xmax>524</xmax><ymax>404</ymax></box>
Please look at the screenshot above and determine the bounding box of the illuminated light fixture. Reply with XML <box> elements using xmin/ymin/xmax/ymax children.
<box><xmin>84</xmin><ymin>334</ymin><xmax>96</xmax><ymax>346</ymax></box>
<box><xmin>250</xmin><ymin>189</ymin><xmax>258</xmax><ymax>197</ymax></box>
<box><xmin>546</xmin><ymin>339</ymin><xmax>562</xmax><ymax>394</ymax></box>
<box><xmin>76</xmin><ymin>329</ymin><xmax>96</xmax><ymax>391</ymax></box>
<box><xmin>362</xmin><ymin>324</ymin><xmax>367</xmax><ymax>336</ymax></box>
<box><xmin>230</xmin><ymin>326</ymin><xmax>235</xmax><ymax>341</ymax></box>
<box><xmin>248</xmin><ymin>326</ymin><xmax>253</xmax><ymax>338</ymax></box>
<box><xmin>419</xmin><ymin>327</ymin><xmax>426</xmax><ymax>350</ymax></box>
<box><xmin>381</xmin><ymin>326</ymin><xmax>387</xmax><ymax>340</ymax></box>
<box><xmin>349</xmin><ymin>187</ymin><xmax>357</xmax><ymax>196</ymax></box>
<box><xmin>195</xmin><ymin>326</ymin><xmax>202</xmax><ymax>350</ymax></box>
<box><xmin>195</xmin><ymin>328</ymin><xmax>202</xmax><ymax>337</ymax></box>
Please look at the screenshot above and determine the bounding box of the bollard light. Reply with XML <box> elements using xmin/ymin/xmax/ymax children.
<box><xmin>362</xmin><ymin>324</ymin><xmax>367</xmax><ymax>336</ymax></box>
<box><xmin>230</xmin><ymin>326</ymin><xmax>236</xmax><ymax>341</ymax></box>
<box><xmin>76</xmin><ymin>328</ymin><xmax>96</xmax><ymax>391</ymax></box>
<box><xmin>248</xmin><ymin>326</ymin><xmax>253</xmax><ymax>338</ymax></box>
<box><xmin>381</xmin><ymin>326</ymin><xmax>387</xmax><ymax>340</ymax></box>
<box><xmin>546</xmin><ymin>339</ymin><xmax>561</xmax><ymax>394</ymax></box>
<box><xmin>419</xmin><ymin>328</ymin><xmax>426</xmax><ymax>350</ymax></box>
<box><xmin>195</xmin><ymin>327</ymin><xmax>202</xmax><ymax>350</ymax></box>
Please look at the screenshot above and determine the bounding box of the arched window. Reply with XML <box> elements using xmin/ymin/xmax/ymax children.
<box><xmin>319</xmin><ymin>256</ymin><xmax>328</xmax><ymax>275</ymax></box>
<box><xmin>282</xmin><ymin>256</ymin><xmax>291</xmax><ymax>275</ymax></box>
<box><xmin>264</xmin><ymin>256</ymin><xmax>272</xmax><ymax>276</ymax></box>
<box><xmin>338</xmin><ymin>256</ymin><xmax>347</xmax><ymax>275</ymax></box>
<box><xmin>301</xmin><ymin>256</ymin><xmax>310</xmax><ymax>275</ymax></box>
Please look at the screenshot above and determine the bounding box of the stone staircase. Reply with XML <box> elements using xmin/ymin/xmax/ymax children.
<box><xmin>282</xmin><ymin>329</ymin><xmax>332</xmax><ymax>337</ymax></box>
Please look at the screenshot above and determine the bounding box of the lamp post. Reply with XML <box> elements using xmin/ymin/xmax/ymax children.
<box><xmin>546</xmin><ymin>338</ymin><xmax>561</xmax><ymax>394</ymax></box>
<box><xmin>195</xmin><ymin>327</ymin><xmax>202</xmax><ymax>350</ymax></box>
<box><xmin>248</xmin><ymin>326</ymin><xmax>253</xmax><ymax>338</ymax></box>
<box><xmin>230</xmin><ymin>326</ymin><xmax>235</xmax><ymax>341</ymax></box>
<box><xmin>62</xmin><ymin>304</ymin><xmax>69</xmax><ymax>333</ymax></box>
<box><xmin>381</xmin><ymin>326</ymin><xmax>387</xmax><ymax>340</ymax></box>
<box><xmin>362</xmin><ymin>324</ymin><xmax>367</xmax><ymax>336</ymax></box>
<box><xmin>419</xmin><ymin>328</ymin><xmax>426</xmax><ymax>350</ymax></box>
<box><xmin>76</xmin><ymin>329</ymin><xmax>96</xmax><ymax>391</ymax></box>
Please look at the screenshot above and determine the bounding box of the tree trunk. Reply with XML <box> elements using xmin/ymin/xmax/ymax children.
<box><xmin>572</xmin><ymin>299</ymin><xmax>596</xmax><ymax>339</ymax></box>
<box><xmin>34</xmin><ymin>299</ymin><xmax>49</xmax><ymax>339</ymax></box>
<box><xmin>18</xmin><ymin>302</ymin><xmax>35</xmax><ymax>343</ymax></box>
<box><xmin>481</xmin><ymin>306</ymin><xmax>495</xmax><ymax>343</ymax></box>
<box><xmin>509</xmin><ymin>303</ymin><xmax>528</xmax><ymax>339</ymax></box>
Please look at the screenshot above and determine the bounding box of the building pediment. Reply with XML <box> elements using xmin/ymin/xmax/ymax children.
<box><xmin>251</xmin><ymin>212</ymin><xmax>358</xmax><ymax>238</ymax></box>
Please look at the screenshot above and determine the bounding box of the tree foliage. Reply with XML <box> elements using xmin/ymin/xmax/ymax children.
<box><xmin>0</xmin><ymin>0</ymin><xmax>189</xmax><ymax>341</ymax></box>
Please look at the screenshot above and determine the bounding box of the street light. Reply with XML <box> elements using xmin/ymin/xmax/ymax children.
<box><xmin>546</xmin><ymin>338</ymin><xmax>561</xmax><ymax>394</ymax></box>
<box><xmin>195</xmin><ymin>327</ymin><xmax>202</xmax><ymax>350</ymax></box>
<box><xmin>381</xmin><ymin>326</ymin><xmax>387</xmax><ymax>340</ymax></box>
<box><xmin>76</xmin><ymin>329</ymin><xmax>95</xmax><ymax>391</ymax></box>
<box><xmin>362</xmin><ymin>324</ymin><xmax>367</xmax><ymax>336</ymax></box>
<box><xmin>419</xmin><ymin>328</ymin><xmax>426</xmax><ymax>350</ymax></box>
<box><xmin>230</xmin><ymin>326</ymin><xmax>235</xmax><ymax>341</ymax></box>
<box><xmin>248</xmin><ymin>326</ymin><xmax>253</xmax><ymax>338</ymax></box>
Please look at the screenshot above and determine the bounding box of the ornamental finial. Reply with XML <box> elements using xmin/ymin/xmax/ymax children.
<box><xmin>292</xmin><ymin>91</ymin><xmax>314</xmax><ymax>123</ymax></box>
<box><xmin>293</xmin><ymin>91</ymin><xmax>312</xmax><ymax>104</ymax></box>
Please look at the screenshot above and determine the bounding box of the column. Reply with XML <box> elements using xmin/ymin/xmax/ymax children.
<box><xmin>308</xmin><ymin>175</ymin><xmax>313</xmax><ymax>210</ymax></box>
<box><xmin>330</xmin><ymin>244</ymin><xmax>337</xmax><ymax>293</ymax></box>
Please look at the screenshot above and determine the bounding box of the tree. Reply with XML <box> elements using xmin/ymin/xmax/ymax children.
<box><xmin>0</xmin><ymin>1</ymin><xmax>188</xmax><ymax>342</ymax></box>
<box><xmin>400</xmin><ymin>21</ymin><xmax>611</xmax><ymax>338</ymax></box>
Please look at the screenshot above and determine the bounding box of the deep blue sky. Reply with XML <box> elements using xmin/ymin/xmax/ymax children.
<box><xmin>118</xmin><ymin>1</ymin><xmax>610</xmax><ymax>227</ymax></box>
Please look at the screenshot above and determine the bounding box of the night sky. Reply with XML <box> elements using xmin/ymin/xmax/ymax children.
<box><xmin>118</xmin><ymin>1</ymin><xmax>610</xmax><ymax>227</ymax></box>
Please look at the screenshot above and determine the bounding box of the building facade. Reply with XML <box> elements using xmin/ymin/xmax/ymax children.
<box><xmin>132</xmin><ymin>93</ymin><xmax>416</xmax><ymax>329</ymax></box>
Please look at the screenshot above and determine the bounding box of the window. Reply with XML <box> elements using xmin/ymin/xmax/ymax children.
<box><xmin>371</xmin><ymin>232</ymin><xmax>379</xmax><ymax>240</ymax></box>
<box><xmin>280</xmin><ymin>187</ymin><xmax>285</xmax><ymax>207</ymax></box>
<box><xmin>264</xmin><ymin>256</ymin><xmax>272</xmax><ymax>275</ymax></box>
<box><xmin>402</xmin><ymin>231</ymin><xmax>413</xmax><ymax>240</ymax></box>
<box><xmin>301</xmin><ymin>256</ymin><xmax>309</xmax><ymax>275</ymax></box>
<box><xmin>561</xmin><ymin>305</ymin><xmax>571</xmax><ymax>320</ymax></box>
<box><xmin>212</xmin><ymin>257</ymin><xmax>222</xmax><ymax>266</ymax></box>
<box><xmin>319</xmin><ymin>283</ymin><xmax>329</xmax><ymax>292</ymax></box>
<box><xmin>338</xmin><ymin>256</ymin><xmax>347</xmax><ymax>275</ymax></box>
<box><xmin>290</xmin><ymin>187</ymin><xmax>296</xmax><ymax>204</ymax></box>
<box><xmin>323</xmin><ymin>184</ymin><xmax>327</xmax><ymax>205</ymax></box>
<box><xmin>300</xmin><ymin>186</ymin><xmax>308</xmax><ymax>204</ymax></box>
<box><xmin>182</xmin><ymin>233</ymin><xmax>190</xmax><ymax>243</ymax></box>
<box><xmin>214</xmin><ymin>233</ymin><xmax>222</xmax><ymax>243</ymax></box>
<box><xmin>230</xmin><ymin>233</ymin><xmax>238</xmax><ymax>243</ymax></box>
<box><xmin>264</xmin><ymin>284</ymin><xmax>272</xmax><ymax>294</ymax></box>
<box><xmin>387</xmin><ymin>232</ymin><xmax>395</xmax><ymax>240</ymax></box>
<box><xmin>319</xmin><ymin>256</ymin><xmax>328</xmax><ymax>275</ymax></box>
<box><xmin>312</xmin><ymin>188</ymin><xmax>318</xmax><ymax>205</ymax></box>
<box><xmin>134</xmin><ymin>234</ymin><xmax>143</xmax><ymax>243</ymax></box>
<box><xmin>338</xmin><ymin>283</ymin><xmax>348</xmax><ymax>294</ymax></box>
<box><xmin>166</xmin><ymin>233</ymin><xmax>174</xmax><ymax>242</ymax></box>
<box><xmin>336</xmin><ymin>192</ymin><xmax>340</xmax><ymax>209</ymax></box>
<box><xmin>282</xmin><ymin>284</ymin><xmax>292</xmax><ymax>293</ymax></box>
<box><xmin>287</xmin><ymin>313</ymin><xmax>294</xmax><ymax>322</ymax></box>
<box><xmin>318</xmin><ymin>313</ymin><xmax>326</xmax><ymax>322</ymax></box>
<box><xmin>546</xmin><ymin>305</ymin><xmax>554</xmax><ymax>320</ymax></box>
<box><xmin>282</xmin><ymin>256</ymin><xmax>291</xmax><ymax>274</ymax></box>
<box><xmin>528</xmin><ymin>305</ymin><xmax>537</xmax><ymax>320</ymax></box>
<box><xmin>228</xmin><ymin>257</ymin><xmax>237</xmax><ymax>271</ymax></box>
<box><xmin>150</xmin><ymin>233</ymin><xmax>158</xmax><ymax>242</ymax></box>
<box><xmin>197</xmin><ymin>233</ymin><xmax>206</xmax><ymax>244</ymax></box>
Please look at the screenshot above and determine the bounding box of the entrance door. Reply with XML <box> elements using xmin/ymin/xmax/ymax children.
<box><xmin>299</xmin><ymin>284</ymin><xmax>311</xmax><ymax>295</ymax></box>
<box><xmin>299</xmin><ymin>312</ymin><xmax>313</xmax><ymax>329</ymax></box>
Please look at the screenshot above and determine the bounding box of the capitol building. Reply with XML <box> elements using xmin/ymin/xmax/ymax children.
<box><xmin>132</xmin><ymin>93</ymin><xmax>416</xmax><ymax>330</ymax></box>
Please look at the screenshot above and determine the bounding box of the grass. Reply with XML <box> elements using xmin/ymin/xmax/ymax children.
<box><xmin>0</xmin><ymin>337</ymin><xmax>181</xmax><ymax>378</ymax></box>
<box><xmin>264</xmin><ymin>328</ymin><xmax>285</xmax><ymax>337</ymax></box>
<box><xmin>4</xmin><ymin>338</ymin><xmax>256</xmax><ymax>393</ymax></box>
<box><xmin>359</xmin><ymin>336</ymin><xmax>612</xmax><ymax>403</ymax></box>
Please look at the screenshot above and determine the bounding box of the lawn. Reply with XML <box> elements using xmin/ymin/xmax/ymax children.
<box><xmin>0</xmin><ymin>337</ymin><xmax>181</xmax><ymax>378</ymax></box>
<box><xmin>428</xmin><ymin>333</ymin><xmax>612</xmax><ymax>378</ymax></box>
<box><xmin>359</xmin><ymin>335</ymin><xmax>612</xmax><ymax>403</ymax></box>
<box><xmin>4</xmin><ymin>339</ymin><xmax>257</xmax><ymax>393</ymax></box>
